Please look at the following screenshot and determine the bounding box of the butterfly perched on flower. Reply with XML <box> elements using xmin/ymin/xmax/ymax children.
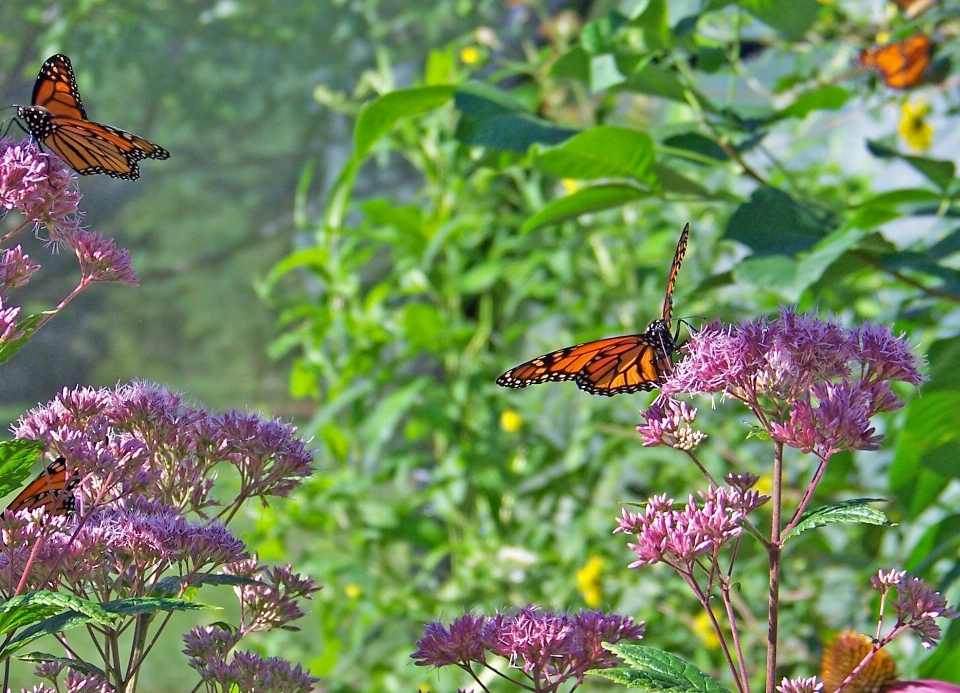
<box><xmin>497</xmin><ymin>224</ymin><xmax>689</xmax><ymax>396</ymax></box>
<box><xmin>859</xmin><ymin>34</ymin><xmax>932</xmax><ymax>90</ymax></box>
<box><xmin>17</xmin><ymin>54</ymin><xmax>169</xmax><ymax>180</ymax></box>
<box><xmin>4</xmin><ymin>457</ymin><xmax>79</xmax><ymax>515</ymax></box>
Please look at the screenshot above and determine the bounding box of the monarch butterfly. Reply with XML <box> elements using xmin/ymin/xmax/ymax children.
<box><xmin>4</xmin><ymin>457</ymin><xmax>79</xmax><ymax>515</ymax></box>
<box><xmin>859</xmin><ymin>34</ymin><xmax>932</xmax><ymax>90</ymax></box>
<box><xmin>497</xmin><ymin>223</ymin><xmax>689</xmax><ymax>396</ymax></box>
<box><xmin>16</xmin><ymin>54</ymin><xmax>169</xmax><ymax>180</ymax></box>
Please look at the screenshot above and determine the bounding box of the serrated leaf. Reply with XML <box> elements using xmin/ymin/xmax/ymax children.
<box><xmin>521</xmin><ymin>184</ymin><xmax>650</xmax><ymax>233</ymax></box>
<box><xmin>101</xmin><ymin>597</ymin><xmax>210</xmax><ymax>617</ymax></box>
<box><xmin>0</xmin><ymin>440</ymin><xmax>44</xmax><ymax>497</ymax></box>
<box><xmin>19</xmin><ymin>652</ymin><xmax>107</xmax><ymax>679</ymax></box>
<box><xmin>0</xmin><ymin>610</ymin><xmax>101</xmax><ymax>660</ymax></box>
<box><xmin>593</xmin><ymin>644</ymin><xmax>733</xmax><ymax>693</ymax></box>
<box><xmin>0</xmin><ymin>313</ymin><xmax>51</xmax><ymax>367</ymax></box>
<box><xmin>785</xmin><ymin>499</ymin><xmax>891</xmax><ymax>541</ymax></box>
<box><xmin>152</xmin><ymin>573</ymin><xmax>261</xmax><ymax>598</ymax></box>
<box><xmin>0</xmin><ymin>592</ymin><xmax>113</xmax><ymax>637</ymax></box>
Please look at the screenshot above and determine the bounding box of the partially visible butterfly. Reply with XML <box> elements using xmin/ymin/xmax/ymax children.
<box><xmin>859</xmin><ymin>34</ymin><xmax>932</xmax><ymax>89</ymax></box>
<box><xmin>17</xmin><ymin>54</ymin><xmax>169</xmax><ymax>180</ymax></box>
<box><xmin>497</xmin><ymin>223</ymin><xmax>689</xmax><ymax>396</ymax></box>
<box><xmin>4</xmin><ymin>457</ymin><xmax>79</xmax><ymax>516</ymax></box>
<box><xmin>894</xmin><ymin>0</ymin><xmax>937</xmax><ymax>19</ymax></box>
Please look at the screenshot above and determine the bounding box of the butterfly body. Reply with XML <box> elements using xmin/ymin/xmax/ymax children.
<box><xmin>5</xmin><ymin>457</ymin><xmax>79</xmax><ymax>516</ymax></box>
<box><xmin>497</xmin><ymin>224</ymin><xmax>689</xmax><ymax>396</ymax></box>
<box><xmin>18</xmin><ymin>54</ymin><xmax>168</xmax><ymax>180</ymax></box>
<box><xmin>859</xmin><ymin>34</ymin><xmax>931</xmax><ymax>89</ymax></box>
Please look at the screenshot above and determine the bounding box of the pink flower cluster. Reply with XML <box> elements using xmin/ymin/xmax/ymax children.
<box><xmin>871</xmin><ymin>569</ymin><xmax>959</xmax><ymax>648</ymax></box>
<box><xmin>659</xmin><ymin>310</ymin><xmax>923</xmax><ymax>459</ymax></box>
<box><xmin>615</xmin><ymin>476</ymin><xmax>768</xmax><ymax>570</ymax></box>
<box><xmin>412</xmin><ymin>607</ymin><xmax>645</xmax><ymax>691</ymax></box>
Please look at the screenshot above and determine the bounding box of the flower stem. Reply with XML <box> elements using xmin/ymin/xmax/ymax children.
<box><xmin>765</xmin><ymin>441</ymin><xmax>784</xmax><ymax>693</ymax></box>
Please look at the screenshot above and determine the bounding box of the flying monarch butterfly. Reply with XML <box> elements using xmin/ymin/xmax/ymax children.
<box><xmin>859</xmin><ymin>34</ymin><xmax>932</xmax><ymax>90</ymax></box>
<box><xmin>16</xmin><ymin>54</ymin><xmax>169</xmax><ymax>180</ymax></box>
<box><xmin>4</xmin><ymin>457</ymin><xmax>79</xmax><ymax>516</ymax></box>
<box><xmin>497</xmin><ymin>224</ymin><xmax>689</xmax><ymax>396</ymax></box>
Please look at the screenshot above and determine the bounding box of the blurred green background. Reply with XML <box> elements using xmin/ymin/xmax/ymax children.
<box><xmin>2</xmin><ymin>0</ymin><xmax>960</xmax><ymax>691</ymax></box>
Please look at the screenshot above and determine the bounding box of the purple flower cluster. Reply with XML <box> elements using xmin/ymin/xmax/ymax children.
<box><xmin>0</xmin><ymin>137</ymin><xmax>80</xmax><ymax>239</ymax></box>
<box><xmin>184</xmin><ymin>626</ymin><xmax>319</xmax><ymax>693</ymax></box>
<box><xmin>412</xmin><ymin>607</ymin><xmax>644</xmax><ymax>691</ymax></box>
<box><xmin>637</xmin><ymin>395</ymin><xmax>706</xmax><ymax>449</ymax></box>
<box><xmin>615</xmin><ymin>477</ymin><xmax>768</xmax><ymax>570</ymax></box>
<box><xmin>224</xmin><ymin>557</ymin><xmax>322</xmax><ymax>633</ymax></box>
<box><xmin>871</xmin><ymin>570</ymin><xmax>959</xmax><ymax>649</ymax></box>
<box><xmin>660</xmin><ymin>310</ymin><xmax>923</xmax><ymax>459</ymax></box>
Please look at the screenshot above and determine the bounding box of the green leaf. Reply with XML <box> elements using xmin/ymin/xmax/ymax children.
<box><xmin>625</xmin><ymin>65</ymin><xmax>713</xmax><ymax>111</ymax></box>
<box><xmin>354</xmin><ymin>86</ymin><xmax>457</xmax><ymax>159</ymax></box>
<box><xmin>532</xmin><ymin>127</ymin><xmax>655</xmax><ymax>183</ymax></box>
<box><xmin>101</xmin><ymin>597</ymin><xmax>209</xmax><ymax>617</ymax></box>
<box><xmin>904</xmin><ymin>513</ymin><xmax>960</xmax><ymax>573</ymax></box>
<box><xmin>725</xmin><ymin>187</ymin><xmax>832</xmax><ymax>256</ymax></box>
<box><xmin>151</xmin><ymin>573</ymin><xmax>261</xmax><ymax>598</ymax></box>
<box><xmin>0</xmin><ymin>440</ymin><xmax>44</xmax><ymax>498</ymax></box>
<box><xmin>580</xmin><ymin>11</ymin><xmax>629</xmax><ymax>55</ymax></box>
<box><xmin>775</xmin><ymin>85</ymin><xmax>849</xmax><ymax>121</ymax></box>
<box><xmin>402</xmin><ymin>303</ymin><xmax>446</xmax><ymax>350</ymax></box>
<box><xmin>785</xmin><ymin>499</ymin><xmax>891</xmax><ymax>541</ymax></box>
<box><xmin>0</xmin><ymin>592</ymin><xmax>113</xmax><ymax>638</ymax></box>
<box><xmin>742</xmin><ymin>0</ymin><xmax>822</xmax><ymax>39</ymax></box>
<box><xmin>890</xmin><ymin>390</ymin><xmax>960</xmax><ymax>518</ymax></box>
<box><xmin>550</xmin><ymin>45</ymin><xmax>590</xmax><ymax>81</ymax></box>
<box><xmin>0</xmin><ymin>610</ymin><xmax>103</xmax><ymax>660</ymax></box>
<box><xmin>792</xmin><ymin>223</ymin><xmax>870</xmax><ymax>292</ymax></box>
<box><xmin>593</xmin><ymin>644</ymin><xmax>733</xmax><ymax>693</ymax></box>
<box><xmin>521</xmin><ymin>184</ymin><xmax>650</xmax><ymax>233</ymax></box>
<box><xmin>926</xmin><ymin>336</ymin><xmax>960</xmax><ymax>392</ymax></box>
<box><xmin>18</xmin><ymin>652</ymin><xmax>107</xmax><ymax>679</ymax></box>
<box><xmin>732</xmin><ymin>255</ymin><xmax>799</xmax><ymax>296</ymax></box>
<box><xmin>589</xmin><ymin>53</ymin><xmax>627</xmax><ymax>92</ymax></box>
<box><xmin>627</xmin><ymin>0</ymin><xmax>669</xmax><ymax>51</ymax></box>
<box><xmin>867</xmin><ymin>140</ymin><xmax>956</xmax><ymax>192</ymax></box>
<box><xmin>0</xmin><ymin>312</ymin><xmax>51</xmax><ymax>367</ymax></box>
<box><xmin>661</xmin><ymin>133</ymin><xmax>728</xmax><ymax>164</ymax></box>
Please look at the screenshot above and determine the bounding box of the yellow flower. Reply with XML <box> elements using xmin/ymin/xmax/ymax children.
<box><xmin>691</xmin><ymin>609</ymin><xmax>721</xmax><ymax>650</ymax></box>
<box><xmin>560</xmin><ymin>178</ymin><xmax>580</xmax><ymax>195</ymax></box>
<box><xmin>821</xmin><ymin>631</ymin><xmax>897</xmax><ymax>693</ymax></box>
<box><xmin>898</xmin><ymin>99</ymin><xmax>933</xmax><ymax>151</ymax></box>
<box><xmin>576</xmin><ymin>556</ymin><xmax>604</xmax><ymax>607</ymax></box>
<box><xmin>875</xmin><ymin>31</ymin><xmax>891</xmax><ymax>44</ymax></box>
<box><xmin>500</xmin><ymin>409</ymin><xmax>523</xmax><ymax>432</ymax></box>
<box><xmin>344</xmin><ymin>583</ymin><xmax>362</xmax><ymax>599</ymax></box>
<box><xmin>754</xmin><ymin>473</ymin><xmax>773</xmax><ymax>497</ymax></box>
<box><xmin>459</xmin><ymin>46</ymin><xmax>481</xmax><ymax>65</ymax></box>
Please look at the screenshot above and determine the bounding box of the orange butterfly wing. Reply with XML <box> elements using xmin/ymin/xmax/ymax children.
<box><xmin>18</xmin><ymin>53</ymin><xmax>169</xmax><ymax>180</ymax></box>
<box><xmin>497</xmin><ymin>225</ymin><xmax>688</xmax><ymax>396</ymax></box>
<box><xmin>859</xmin><ymin>34</ymin><xmax>932</xmax><ymax>89</ymax></box>
<box><xmin>5</xmin><ymin>457</ymin><xmax>79</xmax><ymax>515</ymax></box>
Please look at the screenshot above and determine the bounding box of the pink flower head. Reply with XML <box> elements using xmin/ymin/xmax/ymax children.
<box><xmin>0</xmin><ymin>137</ymin><xmax>81</xmax><ymax>238</ymax></box>
<box><xmin>64</xmin><ymin>228</ymin><xmax>138</xmax><ymax>286</ymax></box>
<box><xmin>412</xmin><ymin>613</ymin><xmax>489</xmax><ymax>667</ymax></box>
<box><xmin>616</xmin><ymin>485</ymin><xmax>768</xmax><ymax>570</ymax></box>
<box><xmin>637</xmin><ymin>395</ymin><xmax>706</xmax><ymax>449</ymax></box>
<box><xmin>223</xmin><ymin>556</ymin><xmax>321</xmax><ymax>632</ymax></box>
<box><xmin>891</xmin><ymin>575</ymin><xmax>959</xmax><ymax>648</ymax></box>
<box><xmin>887</xmin><ymin>681</ymin><xmax>960</xmax><ymax>693</ymax></box>
<box><xmin>0</xmin><ymin>294</ymin><xmax>23</xmax><ymax>343</ymax></box>
<box><xmin>0</xmin><ymin>246</ymin><xmax>40</xmax><ymax>292</ymax></box>
<box><xmin>777</xmin><ymin>676</ymin><xmax>823</xmax><ymax>693</ymax></box>
<box><xmin>663</xmin><ymin>310</ymin><xmax>922</xmax><ymax>458</ymax></box>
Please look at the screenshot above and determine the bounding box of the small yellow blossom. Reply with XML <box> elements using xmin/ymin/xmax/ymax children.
<box><xmin>576</xmin><ymin>556</ymin><xmax>604</xmax><ymax>607</ymax></box>
<box><xmin>345</xmin><ymin>584</ymin><xmax>362</xmax><ymax>599</ymax></box>
<box><xmin>560</xmin><ymin>178</ymin><xmax>580</xmax><ymax>195</ymax></box>
<box><xmin>875</xmin><ymin>31</ymin><xmax>891</xmax><ymax>44</ymax></box>
<box><xmin>500</xmin><ymin>409</ymin><xmax>523</xmax><ymax>432</ymax></box>
<box><xmin>898</xmin><ymin>99</ymin><xmax>933</xmax><ymax>151</ymax></box>
<box><xmin>817</xmin><ymin>0</ymin><xmax>834</xmax><ymax>4</ymax></box>
<box><xmin>691</xmin><ymin>609</ymin><xmax>721</xmax><ymax>650</ymax></box>
<box><xmin>754</xmin><ymin>473</ymin><xmax>773</xmax><ymax>497</ymax></box>
<box><xmin>459</xmin><ymin>46</ymin><xmax>481</xmax><ymax>65</ymax></box>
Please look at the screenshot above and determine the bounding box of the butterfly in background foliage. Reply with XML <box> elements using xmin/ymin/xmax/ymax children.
<box><xmin>17</xmin><ymin>54</ymin><xmax>169</xmax><ymax>180</ymax></box>
<box><xmin>859</xmin><ymin>34</ymin><xmax>932</xmax><ymax>89</ymax></box>
<box><xmin>5</xmin><ymin>457</ymin><xmax>79</xmax><ymax>515</ymax></box>
<box><xmin>497</xmin><ymin>224</ymin><xmax>689</xmax><ymax>397</ymax></box>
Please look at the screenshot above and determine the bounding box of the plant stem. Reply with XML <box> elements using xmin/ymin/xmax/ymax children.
<box><xmin>765</xmin><ymin>441</ymin><xmax>784</xmax><ymax>693</ymax></box>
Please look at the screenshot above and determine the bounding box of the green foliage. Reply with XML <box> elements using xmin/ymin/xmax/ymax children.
<box><xmin>595</xmin><ymin>644</ymin><xmax>733</xmax><ymax>693</ymax></box>
<box><xmin>262</xmin><ymin>0</ymin><xmax>960</xmax><ymax>688</ymax></box>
